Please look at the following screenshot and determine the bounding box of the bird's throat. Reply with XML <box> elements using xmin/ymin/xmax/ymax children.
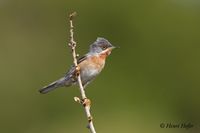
<box><xmin>99</xmin><ymin>49</ymin><xmax>111</xmax><ymax>59</ymax></box>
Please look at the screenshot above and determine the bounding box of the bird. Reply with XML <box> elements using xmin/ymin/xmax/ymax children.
<box><xmin>39</xmin><ymin>37</ymin><xmax>116</xmax><ymax>94</ymax></box>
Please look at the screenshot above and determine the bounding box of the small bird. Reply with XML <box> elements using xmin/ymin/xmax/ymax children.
<box><xmin>39</xmin><ymin>37</ymin><xmax>116</xmax><ymax>94</ymax></box>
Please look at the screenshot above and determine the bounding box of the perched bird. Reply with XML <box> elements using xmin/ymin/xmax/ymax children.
<box><xmin>39</xmin><ymin>37</ymin><xmax>116</xmax><ymax>94</ymax></box>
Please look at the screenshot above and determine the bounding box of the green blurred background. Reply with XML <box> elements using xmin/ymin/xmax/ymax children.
<box><xmin>0</xmin><ymin>0</ymin><xmax>200</xmax><ymax>133</ymax></box>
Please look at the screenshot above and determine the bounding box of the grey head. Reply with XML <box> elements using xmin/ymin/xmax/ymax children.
<box><xmin>89</xmin><ymin>37</ymin><xmax>115</xmax><ymax>54</ymax></box>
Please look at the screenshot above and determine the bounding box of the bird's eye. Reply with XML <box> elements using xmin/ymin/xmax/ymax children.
<box><xmin>102</xmin><ymin>46</ymin><xmax>107</xmax><ymax>50</ymax></box>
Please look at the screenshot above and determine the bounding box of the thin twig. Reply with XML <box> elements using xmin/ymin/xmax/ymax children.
<box><xmin>68</xmin><ymin>12</ymin><xmax>96</xmax><ymax>133</ymax></box>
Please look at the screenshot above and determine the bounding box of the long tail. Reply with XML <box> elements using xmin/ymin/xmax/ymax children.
<box><xmin>39</xmin><ymin>77</ymin><xmax>69</xmax><ymax>94</ymax></box>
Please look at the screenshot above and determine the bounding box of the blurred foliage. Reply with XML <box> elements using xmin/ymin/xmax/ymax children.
<box><xmin>0</xmin><ymin>0</ymin><xmax>200</xmax><ymax>133</ymax></box>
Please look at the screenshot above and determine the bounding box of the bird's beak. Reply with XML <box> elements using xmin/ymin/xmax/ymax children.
<box><xmin>107</xmin><ymin>46</ymin><xmax>115</xmax><ymax>52</ymax></box>
<box><xmin>109</xmin><ymin>46</ymin><xmax>119</xmax><ymax>50</ymax></box>
<box><xmin>103</xmin><ymin>46</ymin><xmax>118</xmax><ymax>56</ymax></box>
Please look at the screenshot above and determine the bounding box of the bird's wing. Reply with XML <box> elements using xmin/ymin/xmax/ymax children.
<box><xmin>64</xmin><ymin>54</ymin><xmax>88</xmax><ymax>78</ymax></box>
<box><xmin>77</xmin><ymin>54</ymin><xmax>88</xmax><ymax>64</ymax></box>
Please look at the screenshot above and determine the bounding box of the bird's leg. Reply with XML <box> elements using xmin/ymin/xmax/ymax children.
<box><xmin>71</xmin><ymin>65</ymin><xmax>80</xmax><ymax>82</ymax></box>
<box><xmin>75</xmin><ymin>65</ymin><xmax>81</xmax><ymax>77</ymax></box>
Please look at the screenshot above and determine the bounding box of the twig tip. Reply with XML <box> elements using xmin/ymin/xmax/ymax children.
<box><xmin>69</xmin><ymin>11</ymin><xmax>77</xmax><ymax>20</ymax></box>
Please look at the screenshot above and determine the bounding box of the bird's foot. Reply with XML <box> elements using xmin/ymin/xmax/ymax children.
<box><xmin>75</xmin><ymin>65</ymin><xmax>80</xmax><ymax>77</ymax></box>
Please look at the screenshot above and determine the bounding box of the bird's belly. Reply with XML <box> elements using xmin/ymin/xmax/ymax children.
<box><xmin>80</xmin><ymin>67</ymin><xmax>99</xmax><ymax>85</ymax></box>
<box><xmin>78</xmin><ymin>55</ymin><xmax>105</xmax><ymax>86</ymax></box>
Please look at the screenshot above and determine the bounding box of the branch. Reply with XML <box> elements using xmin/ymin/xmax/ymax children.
<box><xmin>68</xmin><ymin>12</ymin><xmax>97</xmax><ymax>133</ymax></box>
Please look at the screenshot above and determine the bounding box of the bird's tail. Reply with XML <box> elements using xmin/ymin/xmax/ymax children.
<box><xmin>39</xmin><ymin>77</ymin><xmax>68</xmax><ymax>94</ymax></box>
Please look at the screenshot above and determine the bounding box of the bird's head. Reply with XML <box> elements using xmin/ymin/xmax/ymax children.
<box><xmin>89</xmin><ymin>37</ymin><xmax>116</xmax><ymax>56</ymax></box>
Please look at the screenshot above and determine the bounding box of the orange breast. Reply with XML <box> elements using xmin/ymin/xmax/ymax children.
<box><xmin>99</xmin><ymin>50</ymin><xmax>111</xmax><ymax>60</ymax></box>
<box><xmin>90</xmin><ymin>55</ymin><xmax>105</xmax><ymax>71</ymax></box>
<box><xmin>79</xmin><ymin>55</ymin><xmax>106</xmax><ymax>73</ymax></box>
